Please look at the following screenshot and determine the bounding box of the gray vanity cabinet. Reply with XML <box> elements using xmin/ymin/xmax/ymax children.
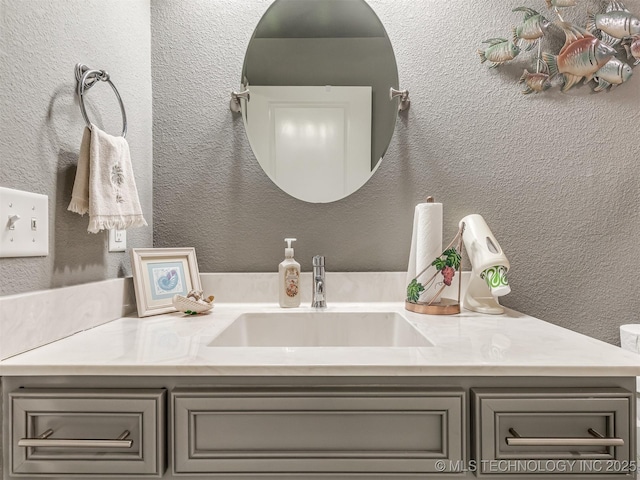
<box><xmin>472</xmin><ymin>388</ymin><xmax>635</xmax><ymax>477</ymax></box>
<box><xmin>9</xmin><ymin>389</ymin><xmax>166</xmax><ymax>477</ymax></box>
<box><xmin>3</xmin><ymin>378</ymin><xmax>636</xmax><ymax>479</ymax></box>
<box><xmin>171</xmin><ymin>387</ymin><xmax>465</xmax><ymax>475</ymax></box>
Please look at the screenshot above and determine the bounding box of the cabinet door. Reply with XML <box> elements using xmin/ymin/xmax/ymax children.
<box><xmin>10</xmin><ymin>389</ymin><xmax>166</xmax><ymax>477</ymax></box>
<box><xmin>472</xmin><ymin>388</ymin><xmax>634</xmax><ymax>477</ymax></box>
<box><xmin>172</xmin><ymin>387</ymin><xmax>465</xmax><ymax>475</ymax></box>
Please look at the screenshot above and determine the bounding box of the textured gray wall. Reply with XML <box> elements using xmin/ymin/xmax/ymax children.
<box><xmin>0</xmin><ymin>0</ymin><xmax>153</xmax><ymax>295</ymax></box>
<box><xmin>152</xmin><ymin>0</ymin><xmax>640</xmax><ymax>345</ymax></box>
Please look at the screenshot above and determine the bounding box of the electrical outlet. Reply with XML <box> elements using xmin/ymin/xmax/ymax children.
<box><xmin>108</xmin><ymin>229</ymin><xmax>127</xmax><ymax>252</ymax></box>
<box><xmin>0</xmin><ymin>187</ymin><xmax>48</xmax><ymax>257</ymax></box>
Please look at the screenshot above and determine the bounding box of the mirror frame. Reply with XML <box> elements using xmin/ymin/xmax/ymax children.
<box><xmin>240</xmin><ymin>0</ymin><xmax>400</xmax><ymax>203</ymax></box>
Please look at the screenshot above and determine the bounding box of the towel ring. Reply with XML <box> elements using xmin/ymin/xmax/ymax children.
<box><xmin>75</xmin><ymin>63</ymin><xmax>128</xmax><ymax>138</ymax></box>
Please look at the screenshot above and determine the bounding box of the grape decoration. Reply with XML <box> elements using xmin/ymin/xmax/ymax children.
<box><xmin>406</xmin><ymin>248</ymin><xmax>462</xmax><ymax>302</ymax></box>
<box><xmin>432</xmin><ymin>249</ymin><xmax>462</xmax><ymax>286</ymax></box>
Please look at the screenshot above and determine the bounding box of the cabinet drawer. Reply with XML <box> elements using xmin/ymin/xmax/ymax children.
<box><xmin>172</xmin><ymin>387</ymin><xmax>465</xmax><ymax>475</ymax></box>
<box><xmin>10</xmin><ymin>389</ymin><xmax>166</xmax><ymax>477</ymax></box>
<box><xmin>472</xmin><ymin>388</ymin><xmax>634</xmax><ymax>477</ymax></box>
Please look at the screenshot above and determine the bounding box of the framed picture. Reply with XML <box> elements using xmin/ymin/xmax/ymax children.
<box><xmin>130</xmin><ymin>247</ymin><xmax>201</xmax><ymax>317</ymax></box>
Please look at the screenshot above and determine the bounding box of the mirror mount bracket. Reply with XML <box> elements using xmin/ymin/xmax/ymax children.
<box><xmin>230</xmin><ymin>89</ymin><xmax>250</xmax><ymax>113</ymax></box>
<box><xmin>390</xmin><ymin>88</ymin><xmax>410</xmax><ymax>112</ymax></box>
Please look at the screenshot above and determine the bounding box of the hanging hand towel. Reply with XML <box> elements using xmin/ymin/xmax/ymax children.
<box><xmin>68</xmin><ymin>124</ymin><xmax>147</xmax><ymax>233</ymax></box>
<box><xmin>67</xmin><ymin>127</ymin><xmax>92</xmax><ymax>215</ymax></box>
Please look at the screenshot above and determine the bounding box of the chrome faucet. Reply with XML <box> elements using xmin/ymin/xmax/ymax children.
<box><xmin>312</xmin><ymin>255</ymin><xmax>326</xmax><ymax>308</ymax></box>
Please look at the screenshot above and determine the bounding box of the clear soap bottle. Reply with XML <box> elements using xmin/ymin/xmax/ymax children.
<box><xmin>279</xmin><ymin>238</ymin><xmax>301</xmax><ymax>308</ymax></box>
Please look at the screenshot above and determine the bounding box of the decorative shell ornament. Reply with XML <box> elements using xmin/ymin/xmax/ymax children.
<box><xmin>478</xmin><ymin>0</ymin><xmax>640</xmax><ymax>94</ymax></box>
<box><xmin>172</xmin><ymin>289</ymin><xmax>215</xmax><ymax>315</ymax></box>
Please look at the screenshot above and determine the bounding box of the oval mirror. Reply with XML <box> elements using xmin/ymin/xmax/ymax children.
<box><xmin>240</xmin><ymin>0</ymin><xmax>399</xmax><ymax>203</ymax></box>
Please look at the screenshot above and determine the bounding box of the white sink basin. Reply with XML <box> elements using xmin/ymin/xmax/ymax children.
<box><xmin>208</xmin><ymin>311</ymin><xmax>433</xmax><ymax>347</ymax></box>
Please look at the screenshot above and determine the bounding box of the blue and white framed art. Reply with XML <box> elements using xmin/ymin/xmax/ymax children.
<box><xmin>131</xmin><ymin>247</ymin><xmax>201</xmax><ymax>317</ymax></box>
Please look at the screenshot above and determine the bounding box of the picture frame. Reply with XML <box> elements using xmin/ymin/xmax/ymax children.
<box><xmin>130</xmin><ymin>247</ymin><xmax>201</xmax><ymax>317</ymax></box>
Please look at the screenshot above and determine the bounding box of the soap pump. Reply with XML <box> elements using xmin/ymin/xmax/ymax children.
<box><xmin>279</xmin><ymin>238</ymin><xmax>301</xmax><ymax>308</ymax></box>
<box><xmin>460</xmin><ymin>214</ymin><xmax>511</xmax><ymax>314</ymax></box>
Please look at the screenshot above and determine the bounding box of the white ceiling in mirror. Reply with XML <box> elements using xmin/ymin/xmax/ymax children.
<box><xmin>240</xmin><ymin>0</ymin><xmax>399</xmax><ymax>203</ymax></box>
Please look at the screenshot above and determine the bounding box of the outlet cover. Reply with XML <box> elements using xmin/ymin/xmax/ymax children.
<box><xmin>108</xmin><ymin>229</ymin><xmax>127</xmax><ymax>252</ymax></box>
<box><xmin>0</xmin><ymin>187</ymin><xmax>48</xmax><ymax>257</ymax></box>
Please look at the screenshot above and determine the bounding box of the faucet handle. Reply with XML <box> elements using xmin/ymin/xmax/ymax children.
<box><xmin>312</xmin><ymin>255</ymin><xmax>326</xmax><ymax>308</ymax></box>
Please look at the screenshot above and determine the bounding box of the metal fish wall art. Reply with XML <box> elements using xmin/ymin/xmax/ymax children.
<box><xmin>519</xmin><ymin>66</ymin><xmax>553</xmax><ymax>93</ymax></box>
<box><xmin>542</xmin><ymin>23</ymin><xmax>616</xmax><ymax>91</ymax></box>
<box><xmin>587</xmin><ymin>1</ymin><xmax>640</xmax><ymax>46</ymax></box>
<box><xmin>478</xmin><ymin>0</ymin><xmax>640</xmax><ymax>95</ymax></box>
<box><xmin>593</xmin><ymin>56</ymin><xmax>634</xmax><ymax>90</ymax></box>
<box><xmin>512</xmin><ymin>7</ymin><xmax>551</xmax><ymax>51</ymax></box>
<box><xmin>622</xmin><ymin>34</ymin><xmax>640</xmax><ymax>64</ymax></box>
<box><xmin>478</xmin><ymin>38</ymin><xmax>521</xmax><ymax>68</ymax></box>
<box><xmin>546</xmin><ymin>0</ymin><xmax>577</xmax><ymax>7</ymax></box>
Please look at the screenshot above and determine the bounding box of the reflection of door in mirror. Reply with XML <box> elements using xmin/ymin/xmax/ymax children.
<box><xmin>241</xmin><ymin>0</ymin><xmax>399</xmax><ymax>204</ymax></box>
<box><xmin>244</xmin><ymin>86</ymin><xmax>372</xmax><ymax>203</ymax></box>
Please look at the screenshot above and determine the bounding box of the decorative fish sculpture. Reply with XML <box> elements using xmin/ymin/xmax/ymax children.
<box><xmin>587</xmin><ymin>1</ymin><xmax>640</xmax><ymax>46</ymax></box>
<box><xmin>478</xmin><ymin>38</ymin><xmax>521</xmax><ymax>68</ymax></box>
<box><xmin>592</xmin><ymin>57</ymin><xmax>633</xmax><ymax>91</ymax></box>
<box><xmin>542</xmin><ymin>22</ymin><xmax>616</xmax><ymax>92</ymax></box>
<box><xmin>519</xmin><ymin>69</ymin><xmax>552</xmax><ymax>94</ymax></box>
<box><xmin>545</xmin><ymin>0</ymin><xmax>577</xmax><ymax>7</ymax></box>
<box><xmin>622</xmin><ymin>34</ymin><xmax>640</xmax><ymax>65</ymax></box>
<box><xmin>512</xmin><ymin>7</ymin><xmax>551</xmax><ymax>51</ymax></box>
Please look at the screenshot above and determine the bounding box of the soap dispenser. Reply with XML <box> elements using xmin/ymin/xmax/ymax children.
<box><xmin>279</xmin><ymin>238</ymin><xmax>301</xmax><ymax>308</ymax></box>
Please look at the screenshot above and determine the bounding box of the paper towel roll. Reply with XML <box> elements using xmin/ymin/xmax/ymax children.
<box><xmin>620</xmin><ymin>324</ymin><xmax>640</xmax><ymax>354</ymax></box>
<box><xmin>406</xmin><ymin>200</ymin><xmax>443</xmax><ymax>301</ymax></box>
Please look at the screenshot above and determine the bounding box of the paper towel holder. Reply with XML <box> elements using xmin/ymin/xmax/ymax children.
<box><xmin>405</xmin><ymin>224</ymin><xmax>465</xmax><ymax>315</ymax></box>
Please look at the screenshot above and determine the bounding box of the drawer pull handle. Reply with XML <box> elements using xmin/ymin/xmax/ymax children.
<box><xmin>18</xmin><ymin>429</ymin><xmax>133</xmax><ymax>449</ymax></box>
<box><xmin>506</xmin><ymin>428</ymin><xmax>624</xmax><ymax>447</ymax></box>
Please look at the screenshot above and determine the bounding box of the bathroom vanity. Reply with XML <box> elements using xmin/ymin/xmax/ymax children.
<box><xmin>1</xmin><ymin>299</ymin><xmax>639</xmax><ymax>479</ymax></box>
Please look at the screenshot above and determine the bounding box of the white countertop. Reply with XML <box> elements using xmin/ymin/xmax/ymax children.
<box><xmin>1</xmin><ymin>302</ymin><xmax>639</xmax><ymax>377</ymax></box>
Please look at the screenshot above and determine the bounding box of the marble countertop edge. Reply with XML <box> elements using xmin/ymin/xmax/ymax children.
<box><xmin>1</xmin><ymin>302</ymin><xmax>639</xmax><ymax>377</ymax></box>
<box><xmin>1</xmin><ymin>365</ymin><xmax>640</xmax><ymax>377</ymax></box>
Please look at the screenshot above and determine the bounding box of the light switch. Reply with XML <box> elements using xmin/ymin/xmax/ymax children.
<box><xmin>8</xmin><ymin>214</ymin><xmax>20</xmax><ymax>230</ymax></box>
<box><xmin>0</xmin><ymin>187</ymin><xmax>48</xmax><ymax>257</ymax></box>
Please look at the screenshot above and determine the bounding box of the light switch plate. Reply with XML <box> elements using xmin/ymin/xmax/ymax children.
<box><xmin>0</xmin><ymin>187</ymin><xmax>49</xmax><ymax>257</ymax></box>
<box><xmin>108</xmin><ymin>229</ymin><xmax>126</xmax><ymax>252</ymax></box>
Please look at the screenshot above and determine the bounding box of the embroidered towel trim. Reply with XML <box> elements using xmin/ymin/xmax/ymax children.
<box><xmin>68</xmin><ymin>124</ymin><xmax>147</xmax><ymax>233</ymax></box>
